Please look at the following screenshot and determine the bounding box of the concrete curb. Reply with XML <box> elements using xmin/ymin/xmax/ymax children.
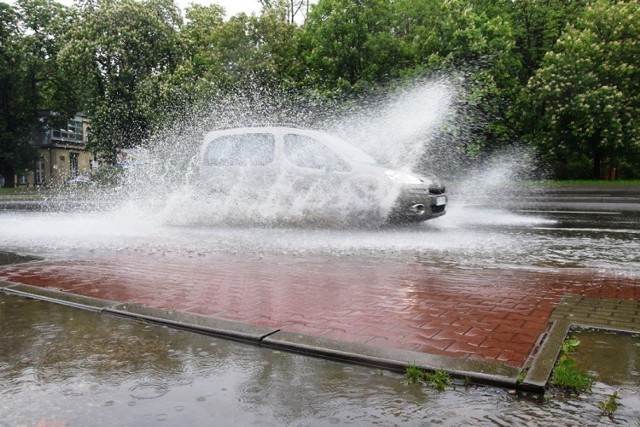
<box><xmin>520</xmin><ymin>320</ymin><xmax>572</xmax><ymax>393</ymax></box>
<box><xmin>0</xmin><ymin>281</ymin><xmax>522</xmax><ymax>390</ymax></box>
<box><xmin>262</xmin><ymin>330</ymin><xmax>520</xmax><ymax>388</ymax></box>
<box><xmin>104</xmin><ymin>303</ymin><xmax>278</xmax><ymax>345</ymax></box>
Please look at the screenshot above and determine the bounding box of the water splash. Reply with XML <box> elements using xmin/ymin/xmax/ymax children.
<box><xmin>332</xmin><ymin>79</ymin><xmax>455</xmax><ymax>170</ymax></box>
<box><xmin>0</xmin><ymin>79</ymin><xmax>552</xmax><ymax>258</ymax></box>
<box><xmin>451</xmin><ymin>144</ymin><xmax>542</xmax><ymax>205</ymax></box>
<box><xmin>111</xmin><ymin>78</ymin><xmax>461</xmax><ymax>228</ymax></box>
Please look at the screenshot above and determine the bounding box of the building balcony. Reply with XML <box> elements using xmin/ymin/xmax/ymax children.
<box><xmin>51</xmin><ymin>129</ymin><xmax>84</xmax><ymax>144</ymax></box>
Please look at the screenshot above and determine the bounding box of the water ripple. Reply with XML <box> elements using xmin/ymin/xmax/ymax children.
<box><xmin>129</xmin><ymin>383</ymin><xmax>169</xmax><ymax>399</ymax></box>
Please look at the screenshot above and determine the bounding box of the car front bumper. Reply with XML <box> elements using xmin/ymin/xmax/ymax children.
<box><xmin>388</xmin><ymin>186</ymin><xmax>447</xmax><ymax>222</ymax></box>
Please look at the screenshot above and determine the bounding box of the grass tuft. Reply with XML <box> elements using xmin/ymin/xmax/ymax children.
<box><xmin>551</xmin><ymin>357</ymin><xmax>593</xmax><ymax>392</ymax></box>
<box><xmin>405</xmin><ymin>365</ymin><xmax>451</xmax><ymax>391</ymax></box>
<box><xmin>405</xmin><ymin>365</ymin><xmax>424</xmax><ymax>383</ymax></box>
<box><xmin>598</xmin><ymin>390</ymin><xmax>620</xmax><ymax>416</ymax></box>
<box><xmin>427</xmin><ymin>370</ymin><xmax>451</xmax><ymax>391</ymax></box>
<box><xmin>550</xmin><ymin>337</ymin><xmax>593</xmax><ymax>393</ymax></box>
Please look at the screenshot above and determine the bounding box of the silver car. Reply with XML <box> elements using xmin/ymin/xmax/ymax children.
<box><xmin>195</xmin><ymin>126</ymin><xmax>447</xmax><ymax>223</ymax></box>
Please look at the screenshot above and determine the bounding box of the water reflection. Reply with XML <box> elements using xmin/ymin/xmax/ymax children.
<box><xmin>1</xmin><ymin>293</ymin><xmax>639</xmax><ymax>426</ymax></box>
<box><xmin>570</xmin><ymin>328</ymin><xmax>640</xmax><ymax>423</ymax></box>
<box><xmin>572</xmin><ymin>329</ymin><xmax>640</xmax><ymax>387</ymax></box>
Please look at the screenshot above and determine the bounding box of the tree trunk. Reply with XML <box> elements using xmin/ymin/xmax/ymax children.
<box><xmin>592</xmin><ymin>148</ymin><xmax>602</xmax><ymax>179</ymax></box>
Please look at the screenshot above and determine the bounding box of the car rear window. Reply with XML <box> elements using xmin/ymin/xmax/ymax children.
<box><xmin>204</xmin><ymin>133</ymin><xmax>275</xmax><ymax>166</ymax></box>
<box><xmin>284</xmin><ymin>134</ymin><xmax>350</xmax><ymax>172</ymax></box>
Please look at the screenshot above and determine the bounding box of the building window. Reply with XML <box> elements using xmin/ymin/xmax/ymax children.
<box><xmin>65</xmin><ymin>118</ymin><xmax>83</xmax><ymax>142</ymax></box>
<box><xmin>70</xmin><ymin>153</ymin><xmax>79</xmax><ymax>178</ymax></box>
<box><xmin>35</xmin><ymin>157</ymin><xmax>45</xmax><ymax>185</ymax></box>
<box><xmin>51</xmin><ymin>117</ymin><xmax>84</xmax><ymax>143</ymax></box>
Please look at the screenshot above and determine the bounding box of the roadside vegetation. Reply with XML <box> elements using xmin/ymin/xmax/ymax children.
<box><xmin>550</xmin><ymin>337</ymin><xmax>593</xmax><ymax>393</ymax></box>
<box><xmin>1</xmin><ymin>0</ymin><xmax>639</xmax><ymax>185</ymax></box>
<box><xmin>0</xmin><ymin>187</ymin><xmax>50</xmax><ymax>198</ymax></box>
<box><xmin>598</xmin><ymin>390</ymin><xmax>620</xmax><ymax>417</ymax></box>
<box><xmin>406</xmin><ymin>365</ymin><xmax>452</xmax><ymax>391</ymax></box>
<box><xmin>535</xmin><ymin>180</ymin><xmax>640</xmax><ymax>187</ymax></box>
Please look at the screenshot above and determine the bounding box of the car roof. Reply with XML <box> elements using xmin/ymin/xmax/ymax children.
<box><xmin>204</xmin><ymin>125</ymin><xmax>308</xmax><ymax>139</ymax></box>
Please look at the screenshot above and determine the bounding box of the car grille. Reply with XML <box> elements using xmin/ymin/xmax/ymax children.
<box><xmin>431</xmin><ymin>205</ymin><xmax>446</xmax><ymax>213</ymax></box>
<box><xmin>429</xmin><ymin>186</ymin><xmax>446</xmax><ymax>195</ymax></box>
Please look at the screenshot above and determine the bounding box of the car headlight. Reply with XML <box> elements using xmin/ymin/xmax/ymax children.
<box><xmin>385</xmin><ymin>170</ymin><xmax>424</xmax><ymax>185</ymax></box>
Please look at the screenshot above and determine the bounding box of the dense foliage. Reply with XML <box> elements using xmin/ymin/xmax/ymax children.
<box><xmin>1</xmin><ymin>0</ymin><xmax>638</xmax><ymax>183</ymax></box>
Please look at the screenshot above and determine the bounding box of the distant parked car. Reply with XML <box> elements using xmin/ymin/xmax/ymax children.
<box><xmin>195</xmin><ymin>126</ymin><xmax>447</xmax><ymax>223</ymax></box>
<box><xmin>65</xmin><ymin>175</ymin><xmax>93</xmax><ymax>186</ymax></box>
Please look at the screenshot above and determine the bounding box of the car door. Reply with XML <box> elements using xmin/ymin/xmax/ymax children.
<box><xmin>201</xmin><ymin>131</ymin><xmax>279</xmax><ymax>202</ymax></box>
<box><xmin>281</xmin><ymin>132</ymin><xmax>354</xmax><ymax>212</ymax></box>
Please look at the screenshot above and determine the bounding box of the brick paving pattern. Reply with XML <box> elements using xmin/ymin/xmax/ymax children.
<box><xmin>550</xmin><ymin>296</ymin><xmax>640</xmax><ymax>332</ymax></box>
<box><xmin>1</xmin><ymin>252</ymin><xmax>638</xmax><ymax>367</ymax></box>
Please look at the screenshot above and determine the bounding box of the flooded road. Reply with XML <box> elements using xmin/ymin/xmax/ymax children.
<box><xmin>0</xmin><ymin>205</ymin><xmax>638</xmax><ymax>273</ymax></box>
<box><xmin>1</xmin><ymin>292</ymin><xmax>639</xmax><ymax>426</ymax></box>
<box><xmin>1</xmin><ymin>204</ymin><xmax>639</xmax><ymax>425</ymax></box>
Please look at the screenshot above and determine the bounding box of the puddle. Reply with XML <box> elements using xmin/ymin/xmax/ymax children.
<box><xmin>0</xmin><ymin>209</ymin><xmax>639</xmax><ymax>274</ymax></box>
<box><xmin>569</xmin><ymin>328</ymin><xmax>640</xmax><ymax>421</ymax></box>
<box><xmin>1</xmin><ymin>293</ymin><xmax>639</xmax><ymax>425</ymax></box>
<box><xmin>570</xmin><ymin>328</ymin><xmax>640</xmax><ymax>386</ymax></box>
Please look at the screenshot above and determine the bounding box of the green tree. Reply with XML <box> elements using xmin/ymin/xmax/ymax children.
<box><xmin>136</xmin><ymin>1</ymin><xmax>300</xmax><ymax>132</ymax></box>
<box><xmin>252</xmin><ymin>5</ymin><xmax>299</xmax><ymax>86</ymax></box>
<box><xmin>393</xmin><ymin>0</ymin><xmax>520</xmax><ymax>155</ymax></box>
<box><xmin>524</xmin><ymin>0</ymin><xmax>640</xmax><ymax>179</ymax></box>
<box><xmin>59</xmin><ymin>0</ymin><xmax>185</xmax><ymax>161</ymax></box>
<box><xmin>133</xmin><ymin>3</ymin><xmax>224</xmax><ymax>131</ymax></box>
<box><xmin>186</xmin><ymin>6</ymin><xmax>297</xmax><ymax>90</ymax></box>
<box><xmin>17</xmin><ymin>0</ymin><xmax>79</xmax><ymax>123</ymax></box>
<box><xmin>508</xmin><ymin>0</ymin><xmax>589</xmax><ymax>86</ymax></box>
<box><xmin>0</xmin><ymin>0</ymin><xmax>76</xmax><ymax>186</ymax></box>
<box><xmin>259</xmin><ymin>0</ymin><xmax>313</xmax><ymax>24</ymax></box>
<box><xmin>0</xmin><ymin>3</ymin><xmax>30</xmax><ymax>186</ymax></box>
<box><xmin>296</xmin><ymin>0</ymin><xmax>402</xmax><ymax>92</ymax></box>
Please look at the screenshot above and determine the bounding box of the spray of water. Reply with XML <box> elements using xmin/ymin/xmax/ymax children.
<box><xmin>332</xmin><ymin>79</ymin><xmax>455</xmax><ymax>170</ymax></box>
<box><xmin>451</xmin><ymin>144</ymin><xmax>542</xmax><ymax>205</ymax></box>
<box><xmin>0</xmin><ymin>76</ymin><xmax>577</xmax><ymax>270</ymax></box>
<box><xmin>99</xmin><ymin>77</ymin><xmax>462</xmax><ymax>228</ymax></box>
<box><xmin>0</xmin><ymin>75</ymin><xmax>554</xmax><ymax>261</ymax></box>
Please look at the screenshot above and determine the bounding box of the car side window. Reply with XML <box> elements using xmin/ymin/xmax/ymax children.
<box><xmin>284</xmin><ymin>134</ymin><xmax>350</xmax><ymax>172</ymax></box>
<box><xmin>204</xmin><ymin>133</ymin><xmax>275</xmax><ymax>166</ymax></box>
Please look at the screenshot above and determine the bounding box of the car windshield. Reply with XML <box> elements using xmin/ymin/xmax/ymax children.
<box><xmin>205</xmin><ymin>133</ymin><xmax>275</xmax><ymax>166</ymax></box>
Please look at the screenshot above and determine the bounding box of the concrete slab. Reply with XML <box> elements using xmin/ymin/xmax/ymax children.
<box><xmin>521</xmin><ymin>296</ymin><xmax>640</xmax><ymax>392</ymax></box>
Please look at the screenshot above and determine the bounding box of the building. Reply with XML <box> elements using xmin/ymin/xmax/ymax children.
<box><xmin>17</xmin><ymin>112</ymin><xmax>96</xmax><ymax>187</ymax></box>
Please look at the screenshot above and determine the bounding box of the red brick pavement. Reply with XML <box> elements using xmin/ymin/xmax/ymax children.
<box><xmin>1</xmin><ymin>252</ymin><xmax>638</xmax><ymax>367</ymax></box>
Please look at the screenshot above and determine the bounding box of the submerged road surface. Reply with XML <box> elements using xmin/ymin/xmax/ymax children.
<box><xmin>1</xmin><ymin>202</ymin><xmax>639</xmax><ymax>388</ymax></box>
